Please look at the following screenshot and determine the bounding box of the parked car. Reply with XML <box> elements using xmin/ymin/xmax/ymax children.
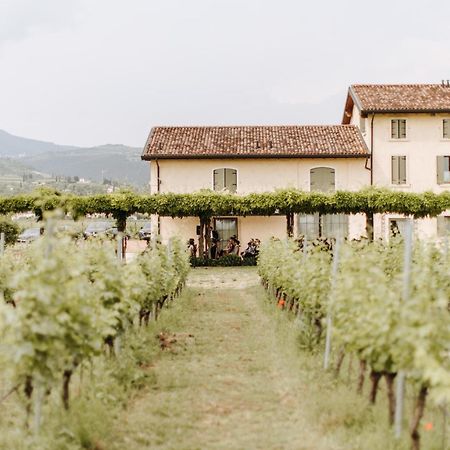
<box><xmin>17</xmin><ymin>227</ymin><xmax>42</xmax><ymax>243</ymax></box>
<box><xmin>138</xmin><ymin>223</ymin><xmax>152</xmax><ymax>240</ymax></box>
<box><xmin>83</xmin><ymin>222</ymin><xmax>118</xmax><ymax>239</ymax></box>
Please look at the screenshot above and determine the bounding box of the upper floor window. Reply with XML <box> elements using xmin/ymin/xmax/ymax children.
<box><xmin>310</xmin><ymin>167</ymin><xmax>335</xmax><ymax>192</ymax></box>
<box><xmin>213</xmin><ymin>168</ymin><xmax>237</xmax><ymax>193</ymax></box>
<box><xmin>443</xmin><ymin>119</ymin><xmax>450</xmax><ymax>139</ymax></box>
<box><xmin>437</xmin><ymin>155</ymin><xmax>450</xmax><ymax>184</ymax></box>
<box><xmin>391</xmin><ymin>119</ymin><xmax>406</xmax><ymax>139</ymax></box>
<box><xmin>391</xmin><ymin>156</ymin><xmax>407</xmax><ymax>185</ymax></box>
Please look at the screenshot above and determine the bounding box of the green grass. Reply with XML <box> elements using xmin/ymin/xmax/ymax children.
<box><xmin>1</xmin><ymin>267</ymin><xmax>447</xmax><ymax>449</ymax></box>
<box><xmin>104</xmin><ymin>267</ymin><xmax>447</xmax><ymax>450</ymax></box>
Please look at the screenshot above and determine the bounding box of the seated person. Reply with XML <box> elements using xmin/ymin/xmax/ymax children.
<box><xmin>241</xmin><ymin>239</ymin><xmax>257</xmax><ymax>258</ymax></box>
<box><xmin>224</xmin><ymin>237</ymin><xmax>236</xmax><ymax>255</ymax></box>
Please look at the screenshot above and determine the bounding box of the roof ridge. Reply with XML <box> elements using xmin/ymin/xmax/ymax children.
<box><xmin>351</xmin><ymin>83</ymin><xmax>443</xmax><ymax>87</ymax></box>
<box><xmin>151</xmin><ymin>124</ymin><xmax>358</xmax><ymax>129</ymax></box>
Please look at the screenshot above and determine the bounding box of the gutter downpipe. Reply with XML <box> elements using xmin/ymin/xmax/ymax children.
<box><xmin>370</xmin><ymin>114</ymin><xmax>375</xmax><ymax>186</ymax></box>
<box><xmin>156</xmin><ymin>159</ymin><xmax>161</xmax><ymax>236</ymax></box>
<box><xmin>368</xmin><ymin>114</ymin><xmax>375</xmax><ymax>240</ymax></box>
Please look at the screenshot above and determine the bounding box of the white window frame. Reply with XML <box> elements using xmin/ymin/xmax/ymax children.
<box><xmin>212</xmin><ymin>167</ymin><xmax>238</xmax><ymax>193</ymax></box>
<box><xmin>391</xmin><ymin>119</ymin><xmax>407</xmax><ymax>140</ymax></box>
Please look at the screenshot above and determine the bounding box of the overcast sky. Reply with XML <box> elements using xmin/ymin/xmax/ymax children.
<box><xmin>1</xmin><ymin>0</ymin><xmax>450</xmax><ymax>148</ymax></box>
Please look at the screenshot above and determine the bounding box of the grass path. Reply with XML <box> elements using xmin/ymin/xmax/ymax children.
<box><xmin>108</xmin><ymin>267</ymin><xmax>347</xmax><ymax>450</ymax></box>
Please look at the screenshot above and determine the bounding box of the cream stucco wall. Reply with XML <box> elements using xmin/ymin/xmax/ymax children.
<box><xmin>149</xmin><ymin>157</ymin><xmax>369</xmax><ymax>194</ymax></box>
<box><xmin>148</xmin><ymin>157</ymin><xmax>370</xmax><ymax>244</ymax></box>
<box><xmin>349</xmin><ymin>108</ymin><xmax>450</xmax><ymax>239</ymax></box>
<box><xmin>158</xmin><ymin>215</ymin><xmax>288</xmax><ymax>250</ymax></box>
<box><xmin>368</xmin><ymin>113</ymin><xmax>450</xmax><ymax>193</ymax></box>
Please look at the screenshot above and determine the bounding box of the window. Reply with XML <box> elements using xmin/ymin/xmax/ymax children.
<box><xmin>391</xmin><ymin>156</ymin><xmax>407</xmax><ymax>185</ymax></box>
<box><xmin>437</xmin><ymin>216</ymin><xmax>450</xmax><ymax>237</ymax></box>
<box><xmin>322</xmin><ymin>214</ymin><xmax>349</xmax><ymax>239</ymax></box>
<box><xmin>389</xmin><ymin>218</ymin><xmax>412</xmax><ymax>237</ymax></box>
<box><xmin>437</xmin><ymin>156</ymin><xmax>450</xmax><ymax>184</ymax></box>
<box><xmin>213</xmin><ymin>168</ymin><xmax>237</xmax><ymax>192</ymax></box>
<box><xmin>298</xmin><ymin>214</ymin><xmax>320</xmax><ymax>239</ymax></box>
<box><xmin>297</xmin><ymin>214</ymin><xmax>348</xmax><ymax>239</ymax></box>
<box><xmin>214</xmin><ymin>218</ymin><xmax>238</xmax><ymax>250</ymax></box>
<box><xmin>391</xmin><ymin>119</ymin><xmax>406</xmax><ymax>139</ymax></box>
<box><xmin>444</xmin><ymin>119</ymin><xmax>450</xmax><ymax>139</ymax></box>
<box><xmin>310</xmin><ymin>167</ymin><xmax>335</xmax><ymax>192</ymax></box>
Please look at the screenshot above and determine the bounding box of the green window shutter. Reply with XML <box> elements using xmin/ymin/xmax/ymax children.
<box><xmin>391</xmin><ymin>156</ymin><xmax>399</xmax><ymax>184</ymax></box>
<box><xmin>310</xmin><ymin>167</ymin><xmax>335</xmax><ymax>192</ymax></box>
<box><xmin>391</xmin><ymin>120</ymin><xmax>398</xmax><ymax>139</ymax></box>
<box><xmin>437</xmin><ymin>156</ymin><xmax>445</xmax><ymax>184</ymax></box>
<box><xmin>399</xmin><ymin>120</ymin><xmax>406</xmax><ymax>138</ymax></box>
<box><xmin>443</xmin><ymin>119</ymin><xmax>449</xmax><ymax>139</ymax></box>
<box><xmin>224</xmin><ymin>168</ymin><xmax>237</xmax><ymax>192</ymax></box>
<box><xmin>213</xmin><ymin>169</ymin><xmax>224</xmax><ymax>191</ymax></box>
<box><xmin>310</xmin><ymin>168</ymin><xmax>317</xmax><ymax>191</ymax></box>
<box><xmin>399</xmin><ymin>156</ymin><xmax>407</xmax><ymax>184</ymax></box>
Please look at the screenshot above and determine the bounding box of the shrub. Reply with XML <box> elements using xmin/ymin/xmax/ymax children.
<box><xmin>190</xmin><ymin>254</ymin><xmax>257</xmax><ymax>267</ymax></box>
<box><xmin>0</xmin><ymin>216</ymin><xmax>20</xmax><ymax>246</ymax></box>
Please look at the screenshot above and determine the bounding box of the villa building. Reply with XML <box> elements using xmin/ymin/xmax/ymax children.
<box><xmin>141</xmin><ymin>125</ymin><xmax>369</xmax><ymax>248</ymax></box>
<box><xmin>142</xmin><ymin>83</ymin><xmax>450</xmax><ymax>246</ymax></box>
<box><xmin>342</xmin><ymin>83</ymin><xmax>450</xmax><ymax>238</ymax></box>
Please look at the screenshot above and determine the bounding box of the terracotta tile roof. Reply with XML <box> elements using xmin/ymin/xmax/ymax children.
<box><xmin>351</xmin><ymin>84</ymin><xmax>450</xmax><ymax>114</ymax></box>
<box><xmin>141</xmin><ymin>126</ymin><xmax>368</xmax><ymax>160</ymax></box>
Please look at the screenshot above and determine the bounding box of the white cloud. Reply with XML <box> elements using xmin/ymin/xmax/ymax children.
<box><xmin>0</xmin><ymin>0</ymin><xmax>450</xmax><ymax>147</ymax></box>
<box><xmin>0</xmin><ymin>0</ymin><xmax>81</xmax><ymax>45</ymax></box>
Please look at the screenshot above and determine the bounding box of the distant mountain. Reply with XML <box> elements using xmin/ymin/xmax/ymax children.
<box><xmin>0</xmin><ymin>157</ymin><xmax>35</xmax><ymax>177</ymax></box>
<box><xmin>0</xmin><ymin>130</ymin><xmax>149</xmax><ymax>186</ymax></box>
<box><xmin>0</xmin><ymin>129</ymin><xmax>77</xmax><ymax>157</ymax></box>
<box><xmin>28</xmin><ymin>145</ymin><xmax>148</xmax><ymax>185</ymax></box>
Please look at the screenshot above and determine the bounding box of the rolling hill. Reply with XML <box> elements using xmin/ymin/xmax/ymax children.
<box><xmin>0</xmin><ymin>130</ymin><xmax>149</xmax><ymax>186</ymax></box>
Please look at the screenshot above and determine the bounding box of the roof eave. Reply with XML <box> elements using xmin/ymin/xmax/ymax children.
<box><xmin>361</xmin><ymin>108</ymin><xmax>450</xmax><ymax>115</ymax></box>
<box><xmin>141</xmin><ymin>153</ymin><xmax>369</xmax><ymax>161</ymax></box>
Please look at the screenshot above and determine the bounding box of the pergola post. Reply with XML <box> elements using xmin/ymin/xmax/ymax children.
<box><xmin>365</xmin><ymin>212</ymin><xmax>374</xmax><ymax>241</ymax></box>
<box><xmin>286</xmin><ymin>213</ymin><xmax>294</xmax><ymax>238</ymax></box>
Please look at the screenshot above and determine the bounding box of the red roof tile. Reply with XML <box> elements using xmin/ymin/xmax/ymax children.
<box><xmin>141</xmin><ymin>126</ymin><xmax>368</xmax><ymax>160</ymax></box>
<box><xmin>351</xmin><ymin>84</ymin><xmax>450</xmax><ymax>114</ymax></box>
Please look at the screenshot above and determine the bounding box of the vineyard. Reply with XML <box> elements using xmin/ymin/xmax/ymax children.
<box><xmin>0</xmin><ymin>215</ymin><xmax>449</xmax><ymax>449</ymax></box>
<box><xmin>0</xmin><ymin>227</ymin><xmax>189</xmax><ymax>449</ymax></box>
<box><xmin>258</xmin><ymin>237</ymin><xmax>450</xmax><ymax>450</ymax></box>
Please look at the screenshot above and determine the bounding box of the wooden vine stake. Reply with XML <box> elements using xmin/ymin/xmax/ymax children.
<box><xmin>0</xmin><ymin>232</ymin><xmax>4</xmax><ymax>256</ymax></box>
<box><xmin>394</xmin><ymin>218</ymin><xmax>413</xmax><ymax>440</ymax></box>
<box><xmin>323</xmin><ymin>235</ymin><xmax>342</xmax><ymax>370</ymax></box>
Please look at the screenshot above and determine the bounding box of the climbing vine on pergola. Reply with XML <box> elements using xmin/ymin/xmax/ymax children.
<box><xmin>1</xmin><ymin>187</ymin><xmax>449</xmax><ymax>254</ymax></box>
